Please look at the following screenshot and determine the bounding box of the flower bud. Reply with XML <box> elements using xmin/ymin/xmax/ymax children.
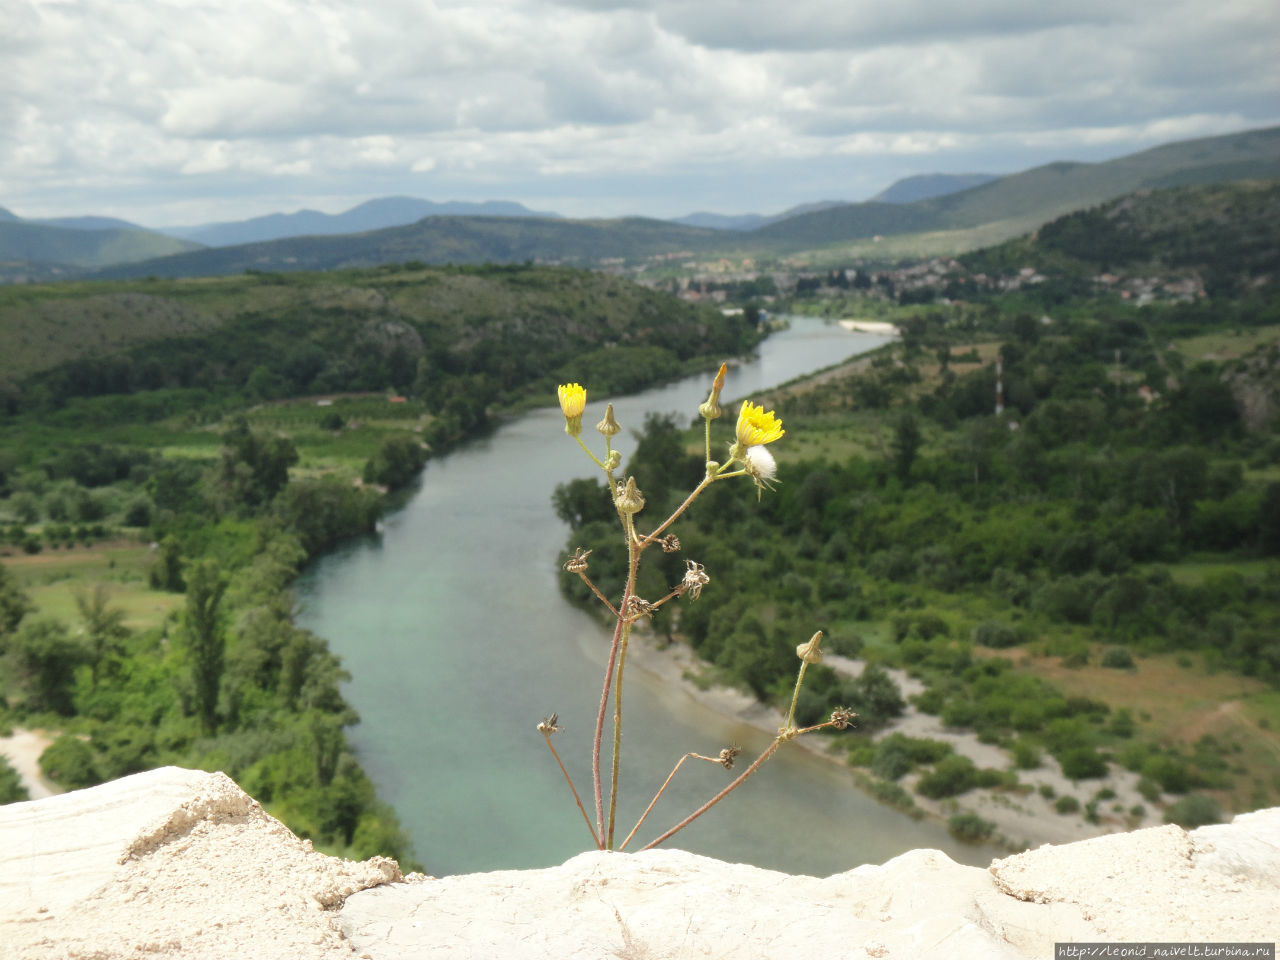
<box><xmin>605</xmin><ymin>449</ymin><xmax>622</xmax><ymax>471</ymax></box>
<box><xmin>596</xmin><ymin>403</ymin><xmax>621</xmax><ymax>439</ymax></box>
<box><xmin>795</xmin><ymin>630</ymin><xmax>824</xmax><ymax>665</ymax></box>
<box><xmin>698</xmin><ymin>362</ymin><xmax>728</xmax><ymax>421</ymax></box>
<box><xmin>614</xmin><ymin>476</ymin><xmax>645</xmax><ymax>516</ymax></box>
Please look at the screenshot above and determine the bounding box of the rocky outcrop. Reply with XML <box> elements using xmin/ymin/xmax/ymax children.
<box><xmin>2</xmin><ymin>767</ymin><xmax>1277</xmax><ymax>960</ymax></box>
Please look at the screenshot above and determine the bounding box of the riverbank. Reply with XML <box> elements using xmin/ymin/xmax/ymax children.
<box><xmin>617</xmin><ymin>624</ymin><xmax>1156</xmax><ymax>853</ymax></box>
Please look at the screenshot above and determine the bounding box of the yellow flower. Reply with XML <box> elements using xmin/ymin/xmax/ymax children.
<box><xmin>557</xmin><ymin>382</ymin><xmax>586</xmax><ymax>436</ymax></box>
<box><xmin>735</xmin><ymin>400</ymin><xmax>784</xmax><ymax>448</ymax></box>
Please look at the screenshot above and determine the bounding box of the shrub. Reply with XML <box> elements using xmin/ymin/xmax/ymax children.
<box><xmin>1039</xmin><ymin>783</ymin><xmax>1055</xmax><ymax>799</ymax></box>
<box><xmin>972</xmin><ymin>620</ymin><xmax>1020</xmax><ymax>649</ymax></box>
<box><xmin>0</xmin><ymin>755</ymin><xmax>30</xmax><ymax>804</ymax></box>
<box><xmin>39</xmin><ymin>735</ymin><xmax>100</xmax><ymax>790</ymax></box>
<box><xmin>1055</xmin><ymin>795</ymin><xmax>1080</xmax><ymax>814</ymax></box>
<box><xmin>1101</xmin><ymin>647</ymin><xmax>1135</xmax><ymax>669</ymax></box>
<box><xmin>1163</xmin><ymin>793</ymin><xmax>1221</xmax><ymax>828</ymax></box>
<box><xmin>1059</xmin><ymin>747</ymin><xmax>1109</xmax><ymax>780</ymax></box>
<box><xmin>916</xmin><ymin>755</ymin><xmax>978</xmax><ymax>799</ymax></box>
<box><xmin>1137</xmin><ymin>777</ymin><xmax>1162</xmax><ymax>802</ymax></box>
<box><xmin>1012</xmin><ymin>739</ymin><xmax>1042</xmax><ymax>769</ymax></box>
<box><xmin>948</xmin><ymin>811</ymin><xmax>996</xmax><ymax>843</ymax></box>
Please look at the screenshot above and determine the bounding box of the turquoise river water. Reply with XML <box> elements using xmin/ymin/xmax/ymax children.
<box><xmin>294</xmin><ymin>317</ymin><xmax>1004</xmax><ymax>876</ymax></box>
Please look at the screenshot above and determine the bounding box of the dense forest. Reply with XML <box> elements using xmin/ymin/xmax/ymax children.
<box><xmin>0</xmin><ymin>262</ymin><xmax>759</xmax><ymax>867</ymax></box>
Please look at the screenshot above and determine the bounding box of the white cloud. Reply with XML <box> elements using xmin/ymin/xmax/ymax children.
<box><xmin>0</xmin><ymin>0</ymin><xmax>1276</xmax><ymax>222</ymax></box>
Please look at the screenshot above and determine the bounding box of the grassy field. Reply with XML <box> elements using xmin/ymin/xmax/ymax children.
<box><xmin>1173</xmin><ymin>324</ymin><xmax>1280</xmax><ymax>361</ymax></box>
<box><xmin>0</xmin><ymin>542</ymin><xmax>183</xmax><ymax>633</ymax></box>
<box><xmin>1000</xmin><ymin>646</ymin><xmax>1280</xmax><ymax>811</ymax></box>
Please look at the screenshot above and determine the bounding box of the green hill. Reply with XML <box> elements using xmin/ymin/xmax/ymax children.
<box><xmin>0</xmin><ymin>219</ymin><xmax>200</xmax><ymax>274</ymax></box>
<box><xmin>765</xmin><ymin>126</ymin><xmax>1280</xmax><ymax>255</ymax></box>
<box><xmin>961</xmin><ymin>179</ymin><xmax>1280</xmax><ymax>290</ymax></box>
<box><xmin>95</xmin><ymin>216</ymin><xmax>728</xmax><ymax>280</ymax></box>
<box><xmin>0</xmin><ymin>262</ymin><xmax>753</xmax><ymax>398</ymax></box>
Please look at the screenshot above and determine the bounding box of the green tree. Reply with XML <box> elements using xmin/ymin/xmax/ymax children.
<box><xmin>183</xmin><ymin>559</ymin><xmax>228</xmax><ymax>735</ymax></box>
<box><xmin>0</xmin><ymin>562</ymin><xmax>34</xmax><ymax>635</ymax></box>
<box><xmin>149</xmin><ymin>535</ymin><xmax>186</xmax><ymax>592</ymax></box>
<box><xmin>75</xmin><ymin>584</ymin><xmax>129</xmax><ymax>689</ymax></box>
<box><xmin>891</xmin><ymin>410</ymin><xmax>922</xmax><ymax>483</ymax></box>
<box><xmin>14</xmin><ymin>620</ymin><xmax>90</xmax><ymax>715</ymax></box>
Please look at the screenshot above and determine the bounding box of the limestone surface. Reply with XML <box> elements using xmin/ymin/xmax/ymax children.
<box><xmin>2</xmin><ymin>767</ymin><xmax>1277</xmax><ymax>960</ymax></box>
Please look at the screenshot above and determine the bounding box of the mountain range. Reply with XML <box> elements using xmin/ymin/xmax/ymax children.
<box><xmin>4</xmin><ymin>124</ymin><xmax>1279</xmax><ymax>282</ymax></box>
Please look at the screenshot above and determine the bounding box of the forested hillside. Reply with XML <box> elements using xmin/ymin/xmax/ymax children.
<box><xmin>0</xmin><ymin>263</ymin><xmax>759</xmax><ymax>868</ymax></box>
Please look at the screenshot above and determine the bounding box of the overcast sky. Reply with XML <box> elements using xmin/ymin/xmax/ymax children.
<box><xmin>3</xmin><ymin>0</ymin><xmax>1278</xmax><ymax>226</ymax></box>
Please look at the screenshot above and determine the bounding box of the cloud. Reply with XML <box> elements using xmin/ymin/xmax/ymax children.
<box><xmin>1</xmin><ymin>0</ymin><xmax>1276</xmax><ymax>223</ymax></box>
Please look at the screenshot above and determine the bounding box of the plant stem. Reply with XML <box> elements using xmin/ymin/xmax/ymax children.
<box><xmin>607</xmin><ymin>620</ymin><xmax>632</xmax><ymax>848</ymax></box>
<box><xmin>542</xmin><ymin>733</ymin><xmax>600</xmax><ymax>848</ymax></box>
<box><xmin>784</xmin><ymin>659</ymin><xmax>811</xmax><ymax>732</ymax></box>
<box><xmin>576</xmin><ymin>571</ymin><xmax>619</xmax><ymax>617</ymax></box>
<box><xmin>621</xmin><ymin>754</ymin><xmax>689</xmax><ymax>851</ymax></box>
<box><xmin>642</xmin><ymin>475</ymin><xmax>710</xmax><ymax>546</ymax></box>
<box><xmin>592</xmin><ymin>594</ymin><xmax>628</xmax><ymax>840</ymax></box>
<box><xmin>639</xmin><ymin>739</ymin><xmax>782</xmax><ymax>851</ymax></box>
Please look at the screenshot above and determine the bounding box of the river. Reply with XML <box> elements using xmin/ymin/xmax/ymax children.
<box><xmin>295</xmin><ymin>317</ymin><xmax>1002</xmax><ymax>877</ymax></box>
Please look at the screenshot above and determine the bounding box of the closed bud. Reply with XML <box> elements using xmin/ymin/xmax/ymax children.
<box><xmin>615</xmin><ymin>476</ymin><xmax>645</xmax><ymax>516</ymax></box>
<box><xmin>796</xmin><ymin>630</ymin><xmax>824</xmax><ymax>665</ymax></box>
<box><xmin>596</xmin><ymin>403</ymin><xmax>621</xmax><ymax>438</ymax></box>
<box><xmin>699</xmin><ymin>362</ymin><xmax>728</xmax><ymax>421</ymax></box>
<box><xmin>605</xmin><ymin>449</ymin><xmax>622</xmax><ymax>471</ymax></box>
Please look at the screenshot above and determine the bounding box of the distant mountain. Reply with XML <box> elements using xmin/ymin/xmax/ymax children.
<box><xmin>160</xmin><ymin>196</ymin><xmax>562</xmax><ymax>247</ymax></box>
<box><xmin>673</xmin><ymin>212</ymin><xmax>768</xmax><ymax>231</ymax></box>
<box><xmin>62</xmin><ymin>124</ymin><xmax>1280</xmax><ymax>283</ymax></box>
<box><xmin>31</xmin><ymin>215</ymin><xmax>149</xmax><ymax>232</ymax></box>
<box><xmin>749</xmin><ymin>125</ymin><xmax>1280</xmax><ymax>252</ymax></box>
<box><xmin>0</xmin><ymin>206</ymin><xmax>20</xmax><ymax>223</ymax></box>
<box><xmin>96</xmin><ymin>216</ymin><xmax>726</xmax><ymax>280</ymax></box>
<box><xmin>672</xmin><ymin>200</ymin><xmax>847</xmax><ymax>231</ymax></box>
<box><xmin>870</xmin><ymin>173</ymin><xmax>998</xmax><ymax>204</ymax></box>
<box><xmin>0</xmin><ymin>218</ymin><xmax>201</xmax><ymax>274</ymax></box>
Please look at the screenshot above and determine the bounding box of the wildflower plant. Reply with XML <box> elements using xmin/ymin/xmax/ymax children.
<box><xmin>544</xmin><ymin>365</ymin><xmax>857</xmax><ymax>852</ymax></box>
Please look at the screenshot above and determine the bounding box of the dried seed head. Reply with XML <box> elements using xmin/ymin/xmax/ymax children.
<box><xmin>680</xmin><ymin>560</ymin><xmax>710</xmax><ymax>601</ymax></box>
<box><xmin>624</xmin><ymin>596</ymin><xmax>654</xmax><ymax>621</ymax></box>
<box><xmin>564</xmin><ymin>547</ymin><xmax>592</xmax><ymax>575</ymax></box>
<box><xmin>717</xmin><ymin>745</ymin><xmax>741</xmax><ymax>770</ymax></box>
<box><xmin>796</xmin><ymin>630</ymin><xmax>824</xmax><ymax>664</ymax></box>
<box><xmin>659</xmin><ymin>534</ymin><xmax>681</xmax><ymax>553</ymax></box>
<box><xmin>596</xmin><ymin>403</ymin><xmax>621</xmax><ymax>439</ymax></box>
<box><xmin>614</xmin><ymin>476</ymin><xmax>645</xmax><ymax>516</ymax></box>
<box><xmin>537</xmin><ymin>713</ymin><xmax>561</xmax><ymax>735</ymax></box>
<box><xmin>830</xmin><ymin>707</ymin><xmax>858</xmax><ymax>730</ymax></box>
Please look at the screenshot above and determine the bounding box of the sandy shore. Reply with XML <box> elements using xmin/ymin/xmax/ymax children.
<box><xmin>619</xmin><ymin>628</ymin><xmax>1157</xmax><ymax>851</ymax></box>
<box><xmin>0</xmin><ymin>729</ymin><xmax>60</xmax><ymax>801</ymax></box>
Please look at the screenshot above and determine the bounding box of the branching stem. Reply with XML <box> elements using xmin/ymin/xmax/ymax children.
<box><xmin>619</xmin><ymin>751</ymin><xmax>721</xmax><ymax>851</ymax></box>
<box><xmin>542</xmin><ymin>732</ymin><xmax>600</xmax><ymax>848</ymax></box>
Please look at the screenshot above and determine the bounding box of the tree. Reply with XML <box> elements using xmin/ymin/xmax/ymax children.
<box><xmin>75</xmin><ymin>584</ymin><xmax>129</xmax><ymax>689</ymax></box>
<box><xmin>14</xmin><ymin>620</ymin><xmax>90</xmax><ymax>715</ymax></box>
<box><xmin>891</xmin><ymin>410</ymin><xmax>922</xmax><ymax>483</ymax></box>
<box><xmin>0</xmin><ymin>562</ymin><xmax>34</xmax><ymax>636</ymax></box>
<box><xmin>149</xmin><ymin>535</ymin><xmax>185</xmax><ymax>592</ymax></box>
<box><xmin>216</xmin><ymin>418</ymin><xmax>299</xmax><ymax>508</ymax></box>
<box><xmin>183</xmin><ymin>559</ymin><xmax>228</xmax><ymax>735</ymax></box>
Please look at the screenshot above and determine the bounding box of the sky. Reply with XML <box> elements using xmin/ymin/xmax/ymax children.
<box><xmin>3</xmin><ymin>0</ymin><xmax>1279</xmax><ymax>227</ymax></box>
